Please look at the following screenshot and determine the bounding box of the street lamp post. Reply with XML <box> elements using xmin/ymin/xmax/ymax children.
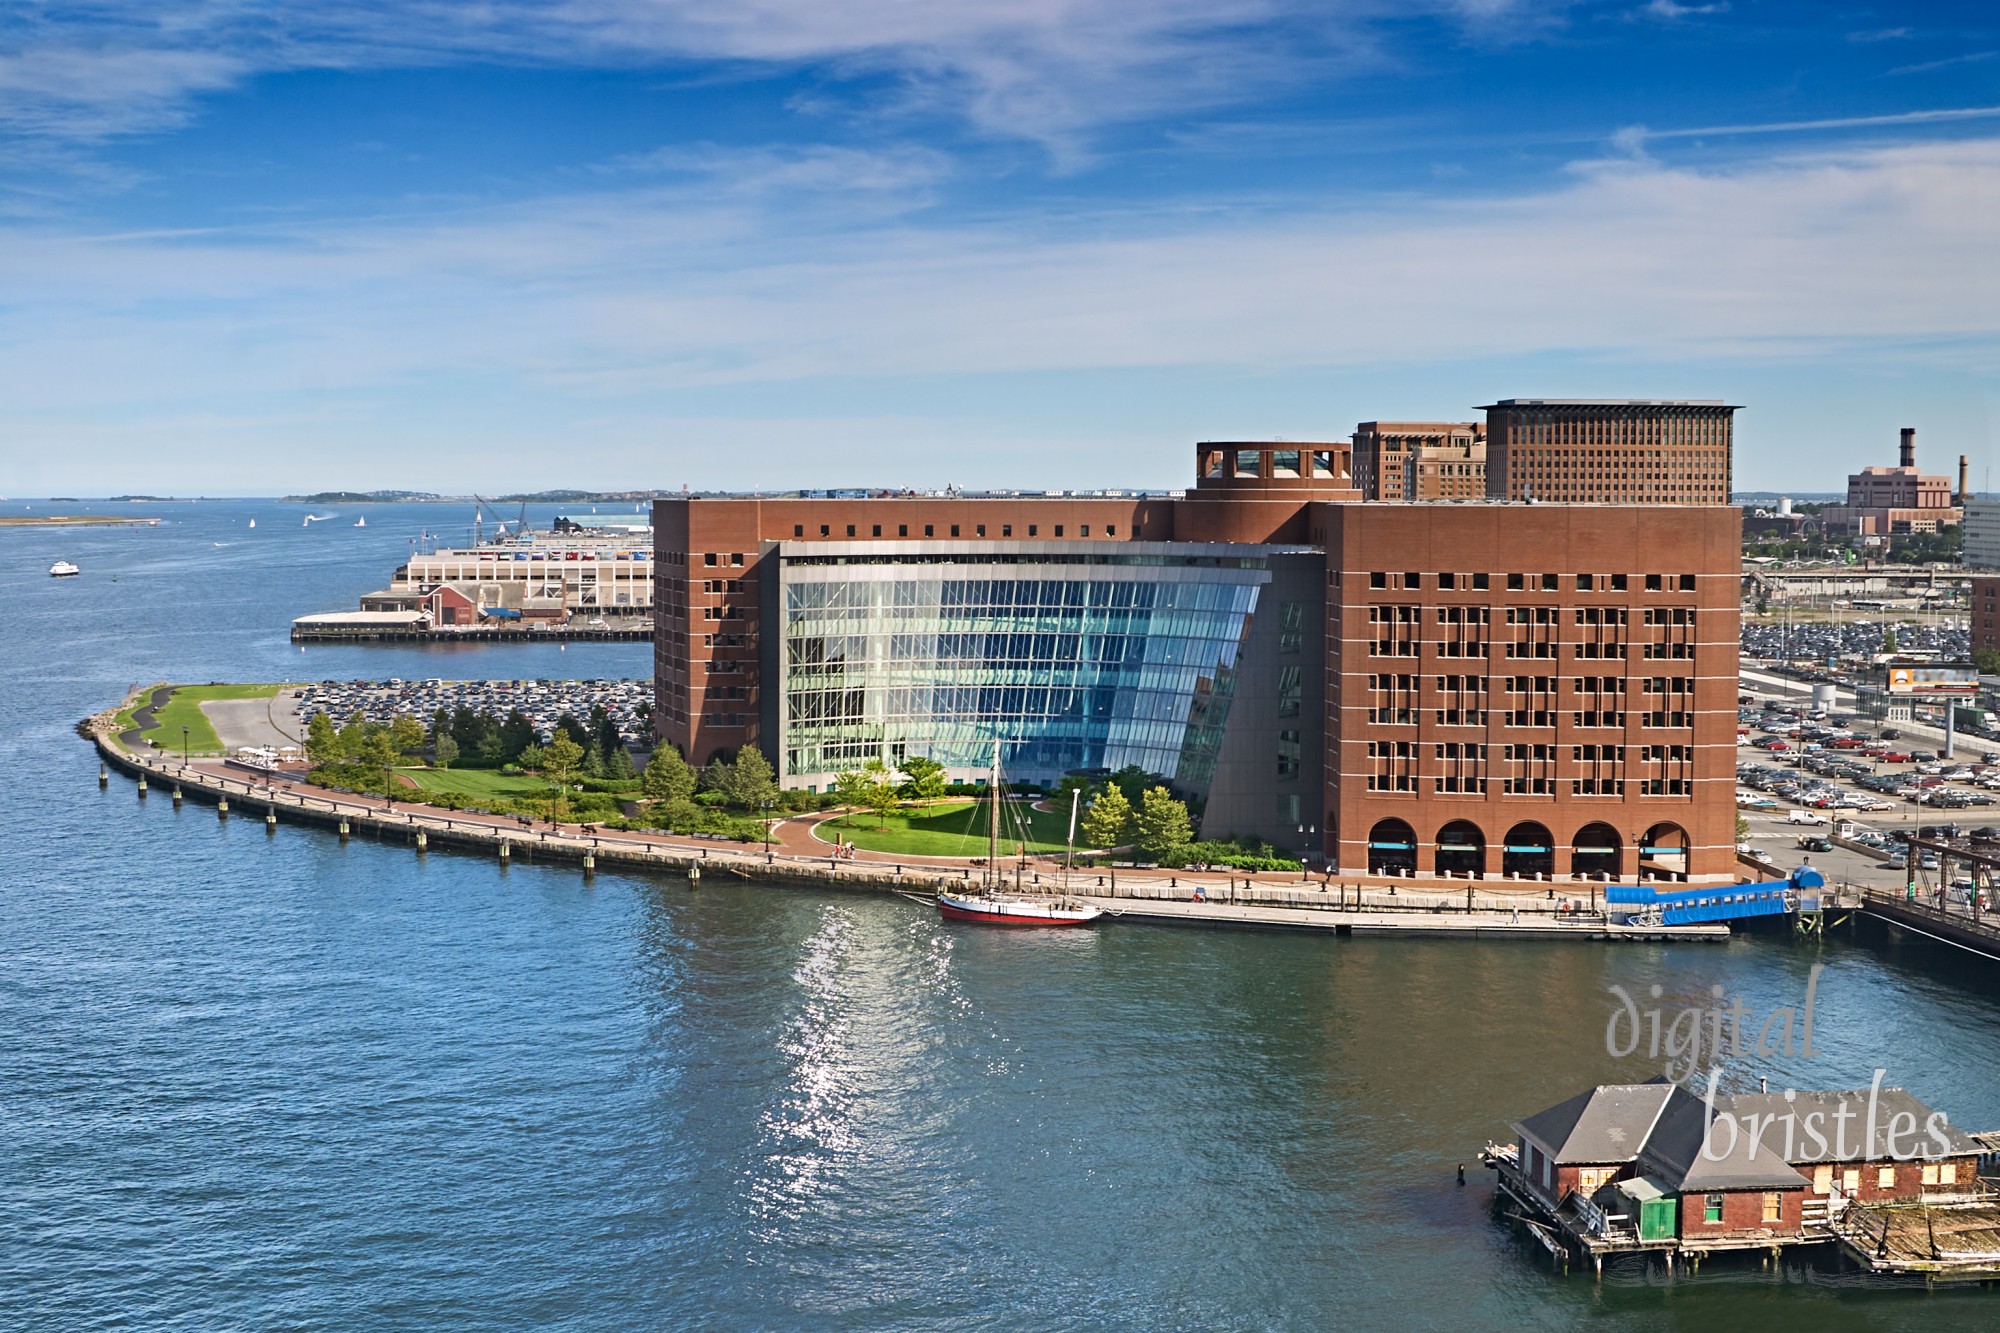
<box><xmin>762</xmin><ymin>797</ymin><xmax>775</xmax><ymax>863</ymax></box>
<box><xmin>181</xmin><ymin>725</ymin><xmax>189</xmax><ymax>768</ymax></box>
<box><xmin>1298</xmin><ymin>822</ymin><xmax>1317</xmax><ymax>882</ymax></box>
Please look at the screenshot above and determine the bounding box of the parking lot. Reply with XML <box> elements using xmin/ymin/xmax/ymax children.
<box><xmin>290</xmin><ymin>677</ymin><xmax>652</xmax><ymax>745</ymax></box>
<box><xmin>1737</xmin><ymin>688</ymin><xmax>2000</xmax><ymax>891</ymax></box>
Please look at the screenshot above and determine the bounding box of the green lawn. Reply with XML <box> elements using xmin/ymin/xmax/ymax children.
<box><xmin>821</xmin><ymin>799</ymin><xmax>1075</xmax><ymax>857</ymax></box>
<box><xmin>394</xmin><ymin>767</ymin><xmax>552</xmax><ymax>801</ymax></box>
<box><xmin>140</xmin><ymin>683</ymin><xmax>282</xmax><ymax>754</ymax></box>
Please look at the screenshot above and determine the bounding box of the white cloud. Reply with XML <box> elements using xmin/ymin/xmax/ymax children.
<box><xmin>0</xmin><ymin>134</ymin><xmax>1994</xmax><ymax>420</ymax></box>
<box><xmin>0</xmin><ymin>1</ymin><xmax>1547</xmax><ymax>151</ymax></box>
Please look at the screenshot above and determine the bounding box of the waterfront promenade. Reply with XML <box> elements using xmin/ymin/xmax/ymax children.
<box><xmin>84</xmin><ymin>698</ymin><xmax>1729</xmax><ymax>942</ymax></box>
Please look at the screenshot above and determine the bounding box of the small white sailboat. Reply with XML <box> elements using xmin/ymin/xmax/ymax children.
<box><xmin>248</xmin><ymin>518</ymin><xmax>256</xmax><ymax>529</ymax></box>
<box><xmin>49</xmin><ymin>560</ymin><xmax>80</xmax><ymax>577</ymax></box>
<box><xmin>354</xmin><ymin>516</ymin><xmax>366</xmax><ymax>527</ymax></box>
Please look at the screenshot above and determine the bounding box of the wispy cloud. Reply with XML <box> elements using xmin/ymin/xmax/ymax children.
<box><xmin>1</xmin><ymin>134</ymin><xmax>1993</xmax><ymax>412</ymax></box>
<box><xmin>0</xmin><ymin>1</ymin><xmax>1519</xmax><ymax>155</ymax></box>
<box><xmin>1638</xmin><ymin>0</ymin><xmax>1729</xmax><ymax>20</ymax></box>
<box><xmin>1848</xmin><ymin>27</ymin><xmax>1911</xmax><ymax>42</ymax></box>
<box><xmin>1618</xmin><ymin>105</ymin><xmax>2000</xmax><ymax>145</ymax></box>
<box><xmin>1887</xmin><ymin>50</ymin><xmax>2000</xmax><ymax>77</ymax></box>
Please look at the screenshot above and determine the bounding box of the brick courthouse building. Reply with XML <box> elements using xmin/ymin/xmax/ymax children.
<box><xmin>654</xmin><ymin>401</ymin><xmax>1742</xmax><ymax>884</ymax></box>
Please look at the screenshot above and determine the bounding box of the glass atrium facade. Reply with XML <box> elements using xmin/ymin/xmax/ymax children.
<box><xmin>777</xmin><ymin>545</ymin><xmax>1272</xmax><ymax>794</ymax></box>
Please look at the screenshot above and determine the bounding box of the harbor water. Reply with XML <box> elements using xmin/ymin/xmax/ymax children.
<box><xmin>6</xmin><ymin>499</ymin><xmax>2000</xmax><ymax>1330</ymax></box>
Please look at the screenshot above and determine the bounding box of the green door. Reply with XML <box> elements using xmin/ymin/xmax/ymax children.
<box><xmin>1639</xmin><ymin>1195</ymin><xmax>1678</xmax><ymax>1241</ymax></box>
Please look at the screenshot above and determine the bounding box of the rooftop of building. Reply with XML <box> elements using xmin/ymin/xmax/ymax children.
<box><xmin>1481</xmin><ymin>398</ymin><xmax>1738</xmax><ymax>408</ymax></box>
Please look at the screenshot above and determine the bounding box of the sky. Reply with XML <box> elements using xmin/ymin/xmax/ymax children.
<box><xmin>1</xmin><ymin>0</ymin><xmax>1996</xmax><ymax>496</ymax></box>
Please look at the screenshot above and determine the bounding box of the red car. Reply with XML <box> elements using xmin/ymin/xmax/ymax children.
<box><xmin>1882</xmin><ymin>751</ymin><xmax>1913</xmax><ymax>763</ymax></box>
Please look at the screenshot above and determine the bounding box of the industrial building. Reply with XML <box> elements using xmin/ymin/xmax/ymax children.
<box><xmin>652</xmin><ymin>399</ymin><xmax>1742</xmax><ymax>884</ymax></box>
<box><xmin>1819</xmin><ymin>428</ymin><xmax>1965</xmax><ymax>537</ymax></box>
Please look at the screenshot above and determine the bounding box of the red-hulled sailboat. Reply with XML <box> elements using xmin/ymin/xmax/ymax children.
<box><xmin>935</xmin><ymin>742</ymin><xmax>1103</xmax><ymax>928</ymax></box>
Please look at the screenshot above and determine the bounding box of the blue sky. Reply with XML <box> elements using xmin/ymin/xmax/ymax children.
<box><xmin>1</xmin><ymin>0</ymin><xmax>1996</xmax><ymax>495</ymax></box>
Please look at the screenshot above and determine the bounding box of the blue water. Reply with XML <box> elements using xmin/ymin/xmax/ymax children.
<box><xmin>6</xmin><ymin>500</ymin><xmax>2000</xmax><ymax>1330</ymax></box>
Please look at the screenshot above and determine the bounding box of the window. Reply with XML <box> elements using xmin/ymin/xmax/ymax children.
<box><xmin>1646</xmin><ymin>574</ymin><xmax>1663</xmax><ymax>591</ymax></box>
<box><xmin>704</xmin><ymin>553</ymin><xmax>718</xmax><ymax>566</ymax></box>
<box><xmin>1439</xmin><ymin>572</ymin><xmax>1457</xmax><ymax>590</ymax></box>
<box><xmin>1878</xmin><ymin>1166</ymin><xmax>1896</xmax><ymax>1189</ymax></box>
<box><xmin>1763</xmin><ymin>1193</ymin><xmax>1782</xmax><ymax>1222</ymax></box>
<box><xmin>731</xmin><ymin>554</ymin><xmax>743</xmax><ymax>566</ymax></box>
<box><xmin>899</xmin><ymin>524</ymin><xmax>909</xmax><ymax>537</ymax></box>
<box><xmin>1472</xmin><ymin>573</ymin><xmax>1489</xmax><ymax>590</ymax></box>
<box><xmin>846</xmin><ymin>524</ymin><xmax>856</xmax><ymax>537</ymax></box>
<box><xmin>1028</xmin><ymin>525</ymin><xmax>1038</xmax><ymax>537</ymax></box>
<box><xmin>1680</xmin><ymin>574</ymin><xmax>1696</xmax><ymax>591</ymax></box>
<box><xmin>924</xmin><ymin>524</ymin><xmax>935</xmax><ymax>537</ymax></box>
<box><xmin>793</xmin><ymin>524</ymin><xmax>804</xmax><ymax>537</ymax></box>
<box><xmin>1404</xmin><ymin>572</ymin><xmax>1421</xmax><ymax>589</ymax></box>
<box><xmin>1080</xmin><ymin>524</ymin><xmax>1090</xmax><ymax>537</ymax></box>
<box><xmin>1842</xmin><ymin>1169</ymin><xmax>1860</xmax><ymax>1194</ymax></box>
<box><xmin>1106</xmin><ymin>524</ymin><xmax>1116</xmax><ymax>536</ymax></box>
<box><xmin>1507</xmin><ymin>573</ymin><xmax>1525</xmax><ymax>590</ymax></box>
<box><xmin>1055</xmin><ymin>525</ymin><xmax>1065</xmax><ymax>537</ymax></box>
<box><xmin>873</xmin><ymin>524</ymin><xmax>882</xmax><ymax>537</ymax></box>
<box><xmin>950</xmin><ymin>525</ymin><xmax>960</xmax><ymax>537</ymax></box>
<box><xmin>1002</xmin><ymin>524</ymin><xmax>1013</xmax><ymax>537</ymax></box>
<box><xmin>976</xmin><ymin>524</ymin><xmax>985</xmax><ymax>537</ymax></box>
<box><xmin>1576</xmin><ymin>574</ymin><xmax>1593</xmax><ymax>590</ymax></box>
<box><xmin>1541</xmin><ymin>573</ymin><xmax>1559</xmax><ymax>591</ymax></box>
<box><xmin>1704</xmin><ymin>1194</ymin><xmax>1723</xmax><ymax>1224</ymax></box>
<box><xmin>1943</xmin><ymin>1163</ymin><xmax>1958</xmax><ymax>1184</ymax></box>
<box><xmin>1922</xmin><ymin>1164</ymin><xmax>1939</xmax><ymax>1186</ymax></box>
<box><xmin>1370</xmin><ymin>571</ymin><xmax>1388</xmax><ymax>589</ymax></box>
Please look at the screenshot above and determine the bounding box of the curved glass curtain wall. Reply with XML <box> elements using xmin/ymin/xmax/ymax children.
<box><xmin>779</xmin><ymin>549</ymin><xmax>1270</xmax><ymax>794</ymax></box>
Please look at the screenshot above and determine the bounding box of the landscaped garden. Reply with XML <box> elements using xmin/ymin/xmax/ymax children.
<box><xmin>818</xmin><ymin>799</ymin><xmax>1074</xmax><ymax>857</ymax></box>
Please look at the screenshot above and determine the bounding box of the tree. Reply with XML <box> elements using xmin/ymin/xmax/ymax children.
<box><xmin>497</xmin><ymin>710</ymin><xmax>537</xmax><ymax>764</ymax></box>
<box><xmin>641</xmin><ymin>744</ymin><xmax>697</xmax><ymax>803</ymax></box>
<box><xmin>834</xmin><ymin>759</ymin><xmax>902</xmax><ymax>830</ymax></box>
<box><xmin>1081</xmin><ymin>784</ymin><xmax>1134</xmax><ymax>850</ymax></box>
<box><xmin>433</xmin><ymin>732</ymin><xmax>459</xmax><ymax>769</ymax></box>
<box><xmin>388</xmin><ymin>714</ymin><xmax>427</xmax><ymax>759</ymax></box>
<box><xmin>581</xmin><ymin>740</ymin><xmax>606</xmax><ymax>780</ymax></box>
<box><xmin>1134</xmin><ymin>786</ymin><xmax>1193</xmax><ymax>859</ymax></box>
<box><xmin>603</xmin><ymin>743</ymin><xmax>635</xmax><ymax>781</ymax></box>
<box><xmin>555</xmin><ymin>712</ymin><xmax>590</xmax><ymax>748</ymax></box>
<box><xmin>517</xmin><ymin>741</ymin><xmax>545</xmax><ymax>773</ymax></box>
<box><xmin>339</xmin><ymin>709</ymin><xmax>373</xmax><ymax>756</ymax></box>
<box><xmin>733</xmin><ymin>747</ymin><xmax>778</xmax><ymax>807</ymax></box>
<box><xmin>430</xmin><ymin>707</ymin><xmax>452</xmax><ymax>742</ymax></box>
<box><xmin>1108</xmin><ymin>764</ymin><xmax>1154</xmax><ymax>806</ymax></box>
<box><xmin>897</xmin><ymin>755</ymin><xmax>948</xmax><ymax>801</ymax></box>
<box><xmin>1975</xmin><ymin>648</ymin><xmax>2000</xmax><ymax>678</ymax></box>
<box><xmin>1883</xmin><ymin>627</ymin><xmax>1899</xmax><ymax>656</ymax></box>
<box><xmin>541</xmin><ymin>732</ymin><xmax>585</xmax><ymax>821</ymax></box>
<box><xmin>360</xmin><ymin>731</ymin><xmax>400</xmax><ymax>794</ymax></box>
<box><xmin>305</xmin><ymin>712</ymin><xmax>340</xmax><ymax>766</ymax></box>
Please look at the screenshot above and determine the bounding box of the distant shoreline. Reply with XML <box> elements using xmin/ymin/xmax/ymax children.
<box><xmin>0</xmin><ymin>515</ymin><xmax>161</xmax><ymax>528</ymax></box>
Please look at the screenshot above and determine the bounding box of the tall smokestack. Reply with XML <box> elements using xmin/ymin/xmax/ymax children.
<box><xmin>1899</xmin><ymin>427</ymin><xmax>1916</xmax><ymax>469</ymax></box>
<box><xmin>1961</xmin><ymin>454</ymin><xmax>1971</xmax><ymax>504</ymax></box>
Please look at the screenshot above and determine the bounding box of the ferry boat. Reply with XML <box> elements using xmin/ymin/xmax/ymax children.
<box><xmin>935</xmin><ymin>742</ymin><xmax>1104</xmax><ymax>928</ymax></box>
<box><xmin>49</xmin><ymin>559</ymin><xmax>80</xmax><ymax>577</ymax></box>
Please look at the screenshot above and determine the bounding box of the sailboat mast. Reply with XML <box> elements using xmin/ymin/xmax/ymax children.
<box><xmin>1065</xmin><ymin>788</ymin><xmax>1079</xmax><ymax>894</ymax></box>
<box><xmin>989</xmin><ymin>739</ymin><xmax>1000</xmax><ymax>890</ymax></box>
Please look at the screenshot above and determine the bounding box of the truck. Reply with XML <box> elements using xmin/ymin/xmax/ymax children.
<box><xmin>1786</xmin><ymin>809</ymin><xmax>1829</xmax><ymax>826</ymax></box>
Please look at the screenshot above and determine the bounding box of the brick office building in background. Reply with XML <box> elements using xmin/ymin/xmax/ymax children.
<box><xmin>1483</xmin><ymin>399</ymin><xmax>1737</xmax><ymax>504</ymax></box>
<box><xmin>654</xmin><ymin>406</ymin><xmax>1742</xmax><ymax>883</ymax></box>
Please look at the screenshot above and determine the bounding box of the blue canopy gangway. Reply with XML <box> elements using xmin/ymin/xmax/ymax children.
<box><xmin>1605</xmin><ymin>865</ymin><xmax>1825</xmax><ymax>926</ymax></box>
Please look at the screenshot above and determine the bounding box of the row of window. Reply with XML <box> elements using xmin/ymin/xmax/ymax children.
<box><xmin>1366</xmin><ymin>571</ymin><xmax>1700</xmax><ymax>592</ymax></box>
<box><xmin>1367</xmin><ymin>675</ymin><xmax>1694</xmax><ymax>694</ymax></box>
<box><xmin>793</xmin><ymin>521</ymin><xmax>1119</xmax><ymax>540</ymax></box>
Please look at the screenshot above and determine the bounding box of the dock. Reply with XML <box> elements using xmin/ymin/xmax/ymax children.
<box><xmin>289</xmin><ymin>621</ymin><xmax>651</xmax><ymax>643</ymax></box>
<box><xmin>1075</xmin><ymin>894</ymin><xmax>1727</xmax><ymax>941</ymax></box>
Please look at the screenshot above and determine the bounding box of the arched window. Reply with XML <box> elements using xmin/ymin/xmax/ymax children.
<box><xmin>1502</xmin><ymin>822</ymin><xmax>1554</xmax><ymax>878</ymax></box>
<box><xmin>1435</xmin><ymin>820</ymin><xmax>1486</xmax><ymax>877</ymax></box>
<box><xmin>1571</xmin><ymin>823</ymin><xmax>1622</xmax><ymax>879</ymax></box>
<box><xmin>1368</xmin><ymin>818</ymin><xmax>1417</xmax><ymax>875</ymax></box>
<box><xmin>1641</xmin><ymin>822</ymin><xmax>1690</xmax><ymax>880</ymax></box>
